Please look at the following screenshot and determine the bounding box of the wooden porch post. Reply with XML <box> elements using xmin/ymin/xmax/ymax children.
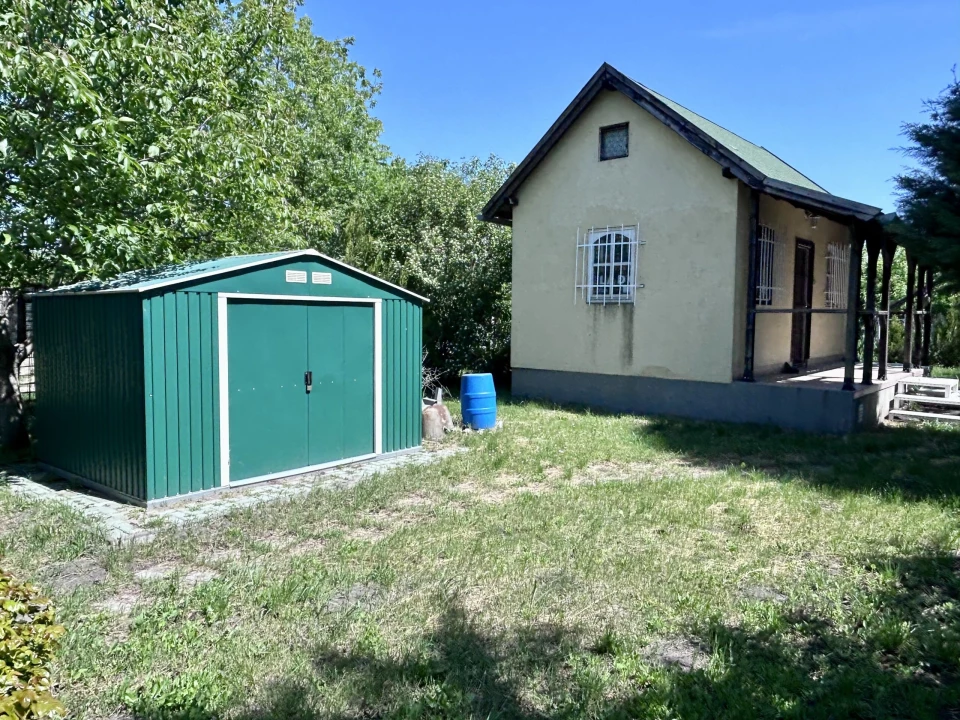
<box><xmin>903</xmin><ymin>253</ymin><xmax>916</xmax><ymax>372</ymax></box>
<box><xmin>922</xmin><ymin>267</ymin><xmax>933</xmax><ymax>367</ymax></box>
<box><xmin>913</xmin><ymin>266</ymin><xmax>925</xmax><ymax>368</ymax></box>
<box><xmin>742</xmin><ymin>189</ymin><xmax>760</xmax><ymax>382</ymax></box>
<box><xmin>843</xmin><ymin>224</ymin><xmax>864</xmax><ymax>391</ymax></box>
<box><xmin>877</xmin><ymin>238</ymin><xmax>896</xmax><ymax>381</ymax></box>
<box><xmin>861</xmin><ymin>235</ymin><xmax>881</xmax><ymax>386</ymax></box>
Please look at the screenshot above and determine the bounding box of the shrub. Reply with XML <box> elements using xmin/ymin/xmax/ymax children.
<box><xmin>0</xmin><ymin>569</ymin><xmax>65</xmax><ymax>719</ymax></box>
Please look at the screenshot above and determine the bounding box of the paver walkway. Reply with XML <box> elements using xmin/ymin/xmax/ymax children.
<box><xmin>3</xmin><ymin>448</ymin><xmax>462</xmax><ymax>545</ymax></box>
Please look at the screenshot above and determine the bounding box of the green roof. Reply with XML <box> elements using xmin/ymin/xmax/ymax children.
<box><xmin>36</xmin><ymin>250</ymin><xmax>430</xmax><ymax>303</ymax></box>
<box><xmin>41</xmin><ymin>252</ymin><xmax>298</xmax><ymax>294</ymax></box>
<box><xmin>638</xmin><ymin>82</ymin><xmax>827</xmax><ymax>193</ymax></box>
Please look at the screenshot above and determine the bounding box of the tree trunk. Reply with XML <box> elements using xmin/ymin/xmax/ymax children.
<box><xmin>0</xmin><ymin>291</ymin><xmax>26</xmax><ymax>450</ymax></box>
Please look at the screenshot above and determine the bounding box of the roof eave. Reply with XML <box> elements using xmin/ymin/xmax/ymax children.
<box><xmin>762</xmin><ymin>179</ymin><xmax>882</xmax><ymax>223</ymax></box>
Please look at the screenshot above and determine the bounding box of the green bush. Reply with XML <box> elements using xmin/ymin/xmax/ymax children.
<box><xmin>0</xmin><ymin>569</ymin><xmax>65</xmax><ymax>720</ymax></box>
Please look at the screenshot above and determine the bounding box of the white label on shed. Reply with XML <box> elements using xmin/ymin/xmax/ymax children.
<box><xmin>285</xmin><ymin>270</ymin><xmax>307</xmax><ymax>284</ymax></box>
<box><xmin>312</xmin><ymin>272</ymin><xmax>332</xmax><ymax>285</ymax></box>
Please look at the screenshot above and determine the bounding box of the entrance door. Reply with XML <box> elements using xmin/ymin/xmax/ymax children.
<box><xmin>791</xmin><ymin>239</ymin><xmax>815</xmax><ymax>367</ymax></box>
<box><xmin>308</xmin><ymin>304</ymin><xmax>375</xmax><ymax>465</ymax></box>
<box><xmin>227</xmin><ymin>300</ymin><xmax>376</xmax><ymax>484</ymax></box>
<box><xmin>228</xmin><ymin>301</ymin><xmax>309</xmax><ymax>482</ymax></box>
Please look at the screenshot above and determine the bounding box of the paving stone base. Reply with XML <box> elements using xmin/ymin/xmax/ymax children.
<box><xmin>3</xmin><ymin>447</ymin><xmax>462</xmax><ymax>545</ymax></box>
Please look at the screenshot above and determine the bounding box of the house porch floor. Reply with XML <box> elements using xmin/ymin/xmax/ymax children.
<box><xmin>755</xmin><ymin>362</ymin><xmax>917</xmax><ymax>398</ymax></box>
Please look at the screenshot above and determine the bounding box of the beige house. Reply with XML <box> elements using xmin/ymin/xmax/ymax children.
<box><xmin>482</xmin><ymin>63</ymin><xmax>906</xmax><ymax>433</ymax></box>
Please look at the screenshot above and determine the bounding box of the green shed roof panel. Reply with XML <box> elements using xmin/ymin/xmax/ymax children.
<box><xmin>38</xmin><ymin>251</ymin><xmax>427</xmax><ymax>303</ymax></box>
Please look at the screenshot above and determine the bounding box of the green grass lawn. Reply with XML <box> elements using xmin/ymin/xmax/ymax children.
<box><xmin>3</xmin><ymin>401</ymin><xmax>960</xmax><ymax>719</ymax></box>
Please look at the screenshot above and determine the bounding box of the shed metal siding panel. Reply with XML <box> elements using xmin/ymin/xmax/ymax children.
<box><xmin>34</xmin><ymin>294</ymin><xmax>147</xmax><ymax>500</ymax></box>
<box><xmin>381</xmin><ymin>298</ymin><xmax>421</xmax><ymax>453</ymax></box>
<box><xmin>142</xmin><ymin>292</ymin><xmax>220</xmax><ymax>500</ymax></box>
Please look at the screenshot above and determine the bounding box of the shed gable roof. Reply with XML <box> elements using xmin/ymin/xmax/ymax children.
<box><xmin>36</xmin><ymin>250</ymin><xmax>428</xmax><ymax>303</ymax></box>
<box><xmin>481</xmin><ymin>63</ymin><xmax>881</xmax><ymax>225</ymax></box>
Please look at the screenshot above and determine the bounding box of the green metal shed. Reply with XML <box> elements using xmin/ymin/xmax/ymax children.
<box><xmin>32</xmin><ymin>251</ymin><xmax>426</xmax><ymax>505</ymax></box>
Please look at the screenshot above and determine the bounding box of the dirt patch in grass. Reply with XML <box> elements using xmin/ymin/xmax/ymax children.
<box><xmin>542</xmin><ymin>465</ymin><xmax>565</xmax><ymax>481</ymax></box>
<box><xmin>453</xmin><ymin>479</ymin><xmax>552</xmax><ymax>504</ymax></box>
<box><xmin>203</xmin><ymin>547</ymin><xmax>243</xmax><ymax>564</ymax></box>
<box><xmin>345</xmin><ymin>527</ymin><xmax>391</xmax><ymax>543</ymax></box>
<box><xmin>94</xmin><ymin>587</ymin><xmax>142</xmax><ymax>615</ymax></box>
<box><xmin>182</xmin><ymin>568</ymin><xmax>218</xmax><ymax>587</ymax></box>
<box><xmin>326</xmin><ymin>582</ymin><xmax>383</xmax><ymax>613</ymax></box>
<box><xmin>643</xmin><ymin>637</ymin><xmax>711</xmax><ymax>672</ymax></box>
<box><xmin>395</xmin><ymin>492</ymin><xmax>435</xmax><ymax>508</ymax></box>
<box><xmin>133</xmin><ymin>561</ymin><xmax>180</xmax><ymax>582</ymax></box>
<box><xmin>571</xmin><ymin>459</ymin><xmax>720</xmax><ymax>487</ymax></box>
<box><xmin>345</xmin><ymin>509</ymin><xmax>421</xmax><ymax>543</ymax></box>
<box><xmin>43</xmin><ymin>557</ymin><xmax>108</xmax><ymax>594</ymax></box>
<box><xmin>284</xmin><ymin>538</ymin><xmax>328</xmax><ymax>557</ymax></box>
<box><xmin>740</xmin><ymin>585</ymin><xmax>788</xmax><ymax>603</ymax></box>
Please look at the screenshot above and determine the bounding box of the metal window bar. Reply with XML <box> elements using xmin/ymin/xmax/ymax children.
<box><xmin>824</xmin><ymin>240</ymin><xmax>849</xmax><ymax>309</ymax></box>
<box><xmin>755</xmin><ymin>224</ymin><xmax>787</xmax><ymax>307</ymax></box>
<box><xmin>574</xmin><ymin>224</ymin><xmax>644</xmax><ymax>304</ymax></box>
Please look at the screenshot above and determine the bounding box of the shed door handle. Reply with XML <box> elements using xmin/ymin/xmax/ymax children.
<box><xmin>305</xmin><ymin>371</ymin><xmax>313</xmax><ymax>394</ymax></box>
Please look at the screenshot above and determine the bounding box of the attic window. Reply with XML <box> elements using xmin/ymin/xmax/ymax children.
<box><xmin>599</xmin><ymin>123</ymin><xmax>629</xmax><ymax>161</ymax></box>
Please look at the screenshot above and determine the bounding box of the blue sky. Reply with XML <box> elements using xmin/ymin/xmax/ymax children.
<box><xmin>303</xmin><ymin>0</ymin><xmax>959</xmax><ymax>212</ymax></box>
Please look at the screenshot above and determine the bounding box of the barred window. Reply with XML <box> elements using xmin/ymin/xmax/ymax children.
<box><xmin>755</xmin><ymin>224</ymin><xmax>780</xmax><ymax>306</ymax></box>
<box><xmin>574</xmin><ymin>225</ymin><xmax>644</xmax><ymax>304</ymax></box>
<box><xmin>825</xmin><ymin>240</ymin><xmax>849</xmax><ymax>309</ymax></box>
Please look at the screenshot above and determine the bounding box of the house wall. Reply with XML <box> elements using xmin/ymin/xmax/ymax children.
<box><xmin>511</xmin><ymin>89</ymin><xmax>741</xmax><ymax>384</ymax></box>
<box><xmin>731</xmin><ymin>193</ymin><xmax>852</xmax><ymax>375</ymax></box>
<box><xmin>141</xmin><ymin>256</ymin><xmax>422</xmax><ymax>501</ymax></box>
<box><xmin>33</xmin><ymin>294</ymin><xmax>148</xmax><ymax>502</ymax></box>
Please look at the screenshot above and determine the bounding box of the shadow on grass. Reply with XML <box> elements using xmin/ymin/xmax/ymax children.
<box><xmin>634</xmin><ymin>415</ymin><xmax>960</xmax><ymax>506</ymax></box>
<box><xmin>129</xmin><ymin>553</ymin><xmax>960</xmax><ymax>719</ymax></box>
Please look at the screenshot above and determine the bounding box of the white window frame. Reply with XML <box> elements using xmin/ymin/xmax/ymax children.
<box><xmin>824</xmin><ymin>240</ymin><xmax>849</xmax><ymax>309</ymax></box>
<box><xmin>574</xmin><ymin>225</ymin><xmax>643</xmax><ymax>305</ymax></box>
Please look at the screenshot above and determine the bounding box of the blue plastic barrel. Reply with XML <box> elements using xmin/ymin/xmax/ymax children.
<box><xmin>461</xmin><ymin>373</ymin><xmax>497</xmax><ymax>430</ymax></box>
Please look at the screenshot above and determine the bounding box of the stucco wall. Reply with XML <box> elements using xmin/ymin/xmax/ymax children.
<box><xmin>732</xmin><ymin>194</ymin><xmax>852</xmax><ymax>375</ymax></box>
<box><xmin>511</xmin><ymin>90</ymin><xmax>740</xmax><ymax>384</ymax></box>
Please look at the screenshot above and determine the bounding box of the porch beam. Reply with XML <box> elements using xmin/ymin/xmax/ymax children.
<box><xmin>903</xmin><ymin>253</ymin><xmax>916</xmax><ymax>372</ymax></box>
<box><xmin>877</xmin><ymin>237</ymin><xmax>896</xmax><ymax>381</ymax></box>
<box><xmin>742</xmin><ymin>188</ymin><xmax>760</xmax><ymax>382</ymax></box>
<box><xmin>922</xmin><ymin>267</ymin><xmax>933</xmax><ymax>367</ymax></box>
<box><xmin>861</xmin><ymin>234</ymin><xmax>881</xmax><ymax>386</ymax></box>
<box><xmin>842</xmin><ymin>224</ymin><xmax>864</xmax><ymax>391</ymax></box>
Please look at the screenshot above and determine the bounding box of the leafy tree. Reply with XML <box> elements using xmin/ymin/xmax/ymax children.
<box><xmin>339</xmin><ymin>156</ymin><xmax>513</xmax><ymax>380</ymax></box>
<box><xmin>0</xmin><ymin>0</ymin><xmax>383</xmax><ymax>444</ymax></box>
<box><xmin>894</xmin><ymin>76</ymin><xmax>960</xmax><ymax>290</ymax></box>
